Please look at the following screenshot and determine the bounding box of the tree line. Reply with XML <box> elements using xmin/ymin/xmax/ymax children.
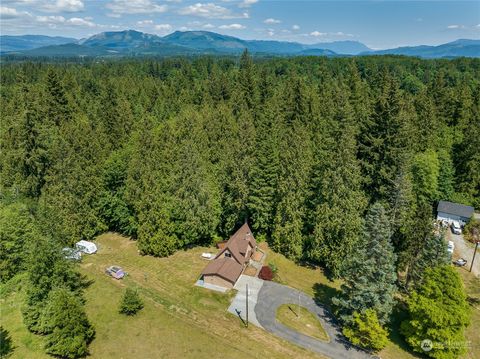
<box><xmin>1</xmin><ymin>52</ymin><xmax>478</xmax><ymax>357</ymax></box>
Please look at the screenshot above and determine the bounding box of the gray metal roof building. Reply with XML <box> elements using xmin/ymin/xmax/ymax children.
<box><xmin>437</xmin><ymin>200</ymin><xmax>474</xmax><ymax>219</ymax></box>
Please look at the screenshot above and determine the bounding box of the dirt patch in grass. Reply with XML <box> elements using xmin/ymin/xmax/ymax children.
<box><xmin>243</xmin><ymin>266</ymin><xmax>257</xmax><ymax>277</ymax></box>
<box><xmin>252</xmin><ymin>251</ymin><xmax>264</xmax><ymax>262</ymax></box>
<box><xmin>276</xmin><ymin>304</ymin><xmax>329</xmax><ymax>342</ymax></box>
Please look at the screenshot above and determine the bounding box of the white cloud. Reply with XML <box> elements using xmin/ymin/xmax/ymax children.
<box><xmin>137</xmin><ymin>19</ymin><xmax>154</xmax><ymax>26</ymax></box>
<box><xmin>0</xmin><ymin>6</ymin><xmax>24</xmax><ymax>18</ymax></box>
<box><xmin>67</xmin><ymin>17</ymin><xmax>95</xmax><ymax>27</ymax></box>
<box><xmin>310</xmin><ymin>31</ymin><xmax>327</xmax><ymax>37</ymax></box>
<box><xmin>267</xmin><ymin>30</ymin><xmax>274</xmax><ymax>36</ymax></box>
<box><xmin>135</xmin><ymin>19</ymin><xmax>172</xmax><ymax>33</ymax></box>
<box><xmin>263</xmin><ymin>18</ymin><xmax>280</xmax><ymax>24</ymax></box>
<box><xmin>333</xmin><ymin>31</ymin><xmax>353</xmax><ymax>37</ymax></box>
<box><xmin>106</xmin><ymin>0</ymin><xmax>168</xmax><ymax>16</ymax></box>
<box><xmin>308</xmin><ymin>30</ymin><xmax>353</xmax><ymax>39</ymax></box>
<box><xmin>239</xmin><ymin>0</ymin><xmax>257</xmax><ymax>8</ymax></box>
<box><xmin>36</xmin><ymin>14</ymin><xmax>66</xmax><ymax>23</ymax></box>
<box><xmin>154</xmin><ymin>23</ymin><xmax>172</xmax><ymax>31</ymax></box>
<box><xmin>34</xmin><ymin>14</ymin><xmax>97</xmax><ymax>27</ymax></box>
<box><xmin>41</xmin><ymin>0</ymin><xmax>84</xmax><ymax>13</ymax></box>
<box><xmin>292</xmin><ymin>24</ymin><xmax>300</xmax><ymax>30</ymax></box>
<box><xmin>219</xmin><ymin>23</ymin><xmax>245</xmax><ymax>30</ymax></box>
<box><xmin>447</xmin><ymin>24</ymin><xmax>460</xmax><ymax>29</ymax></box>
<box><xmin>203</xmin><ymin>23</ymin><xmax>215</xmax><ymax>29</ymax></box>
<box><xmin>179</xmin><ymin>2</ymin><xmax>247</xmax><ymax>19</ymax></box>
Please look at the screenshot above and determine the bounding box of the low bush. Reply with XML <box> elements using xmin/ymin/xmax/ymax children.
<box><xmin>259</xmin><ymin>266</ymin><xmax>274</xmax><ymax>280</ymax></box>
<box><xmin>119</xmin><ymin>288</ymin><xmax>144</xmax><ymax>315</ymax></box>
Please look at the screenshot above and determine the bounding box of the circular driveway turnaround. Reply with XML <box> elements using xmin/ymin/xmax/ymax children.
<box><xmin>255</xmin><ymin>281</ymin><xmax>373</xmax><ymax>359</ymax></box>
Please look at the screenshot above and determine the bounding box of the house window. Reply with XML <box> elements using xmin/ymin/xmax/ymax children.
<box><xmin>225</xmin><ymin>252</ymin><xmax>231</xmax><ymax>258</ymax></box>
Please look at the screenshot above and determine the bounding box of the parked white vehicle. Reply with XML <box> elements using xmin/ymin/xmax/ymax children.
<box><xmin>62</xmin><ymin>247</ymin><xmax>82</xmax><ymax>261</ymax></box>
<box><xmin>75</xmin><ymin>240</ymin><xmax>97</xmax><ymax>254</ymax></box>
<box><xmin>451</xmin><ymin>221</ymin><xmax>462</xmax><ymax>235</ymax></box>
<box><xmin>447</xmin><ymin>241</ymin><xmax>455</xmax><ymax>254</ymax></box>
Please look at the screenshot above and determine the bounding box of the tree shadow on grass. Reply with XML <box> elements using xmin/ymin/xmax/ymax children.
<box><xmin>0</xmin><ymin>326</ymin><xmax>14</xmax><ymax>358</ymax></box>
<box><xmin>312</xmin><ymin>282</ymin><xmax>341</xmax><ymax>312</ymax></box>
<box><xmin>386</xmin><ymin>300</ymin><xmax>425</xmax><ymax>358</ymax></box>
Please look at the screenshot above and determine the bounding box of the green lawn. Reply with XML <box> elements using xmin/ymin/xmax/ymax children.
<box><xmin>276</xmin><ymin>304</ymin><xmax>329</xmax><ymax>342</ymax></box>
<box><xmin>2</xmin><ymin>233</ymin><xmax>478</xmax><ymax>359</ymax></box>
<box><xmin>1</xmin><ymin>233</ymin><xmax>323</xmax><ymax>359</ymax></box>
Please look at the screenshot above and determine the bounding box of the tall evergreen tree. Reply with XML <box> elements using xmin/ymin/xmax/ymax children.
<box><xmin>358</xmin><ymin>71</ymin><xmax>413</xmax><ymax>202</ymax></box>
<box><xmin>247</xmin><ymin>107</ymin><xmax>280</xmax><ymax>236</ymax></box>
<box><xmin>308</xmin><ymin>93</ymin><xmax>366</xmax><ymax>277</ymax></box>
<box><xmin>271</xmin><ymin>121</ymin><xmax>311</xmax><ymax>259</ymax></box>
<box><xmin>333</xmin><ymin>203</ymin><xmax>397</xmax><ymax>325</ymax></box>
<box><xmin>42</xmin><ymin>288</ymin><xmax>95</xmax><ymax>359</ymax></box>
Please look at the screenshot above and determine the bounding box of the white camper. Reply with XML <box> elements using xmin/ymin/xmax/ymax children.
<box><xmin>75</xmin><ymin>240</ymin><xmax>97</xmax><ymax>254</ymax></box>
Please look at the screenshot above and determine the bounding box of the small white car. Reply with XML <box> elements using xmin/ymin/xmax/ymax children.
<box><xmin>447</xmin><ymin>241</ymin><xmax>455</xmax><ymax>254</ymax></box>
<box><xmin>451</xmin><ymin>221</ymin><xmax>462</xmax><ymax>235</ymax></box>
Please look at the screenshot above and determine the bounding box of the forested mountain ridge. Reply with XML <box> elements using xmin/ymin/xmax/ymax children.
<box><xmin>1</xmin><ymin>54</ymin><xmax>479</xmax><ymax>277</ymax></box>
<box><xmin>0</xmin><ymin>34</ymin><xmax>76</xmax><ymax>53</ymax></box>
<box><xmin>2</xmin><ymin>30</ymin><xmax>479</xmax><ymax>57</ymax></box>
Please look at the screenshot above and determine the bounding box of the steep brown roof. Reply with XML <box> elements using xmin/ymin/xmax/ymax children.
<box><xmin>201</xmin><ymin>257</ymin><xmax>243</xmax><ymax>284</ymax></box>
<box><xmin>200</xmin><ymin>223</ymin><xmax>256</xmax><ymax>286</ymax></box>
<box><xmin>215</xmin><ymin>223</ymin><xmax>256</xmax><ymax>265</ymax></box>
<box><xmin>231</xmin><ymin>223</ymin><xmax>257</xmax><ymax>249</ymax></box>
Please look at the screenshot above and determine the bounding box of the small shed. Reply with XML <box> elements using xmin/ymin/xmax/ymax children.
<box><xmin>436</xmin><ymin>200</ymin><xmax>474</xmax><ymax>226</ymax></box>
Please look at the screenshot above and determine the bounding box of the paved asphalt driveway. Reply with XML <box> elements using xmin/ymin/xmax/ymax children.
<box><xmin>255</xmin><ymin>281</ymin><xmax>373</xmax><ymax>359</ymax></box>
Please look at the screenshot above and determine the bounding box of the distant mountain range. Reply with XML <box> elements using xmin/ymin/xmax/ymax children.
<box><xmin>1</xmin><ymin>30</ymin><xmax>479</xmax><ymax>58</ymax></box>
<box><xmin>364</xmin><ymin>39</ymin><xmax>480</xmax><ymax>59</ymax></box>
<box><xmin>0</xmin><ymin>35</ymin><xmax>76</xmax><ymax>53</ymax></box>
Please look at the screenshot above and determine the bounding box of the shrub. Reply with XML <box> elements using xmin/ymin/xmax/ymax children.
<box><xmin>464</xmin><ymin>217</ymin><xmax>480</xmax><ymax>243</ymax></box>
<box><xmin>259</xmin><ymin>266</ymin><xmax>273</xmax><ymax>280</ymax></box>
<box><xmin>119</xmin><ymin>288</ymin><xmax>144</xmax><ymax>315</ymax></box>
<box><xmin>342</xmin><ymin>309</ymin><xmax>389</xmax><ymax>352</ymax></box>
<box><xmin>268</xmin><ymin>262</ymin><xmax>278</xmax><ymax>274</ymax></box>
<box><xmin>401</xmin><ymin>266</ymin><xmax>470</xmax><ymax>358</ymax></box>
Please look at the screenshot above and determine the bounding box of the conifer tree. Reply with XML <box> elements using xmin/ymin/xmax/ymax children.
<box><xmin>238</xmin><ymin>49</ymin><xmax>256</xmax><ymax>110</ymax></box>
<box><xmin>44</xmin><ymin>69</ymin><xmax>72</xmax><ymax>126</ymax></box>
<box><xmin>42</xmin><ymin>288</ymin><xmax>95</xmax><ymax>359</ymax></box>
<box><xmin>119</xmin><ymin>288</ymin><xmax>144</xmax><ymax>315</ymax></box>
<box><xmin>248</xmin><ymin>108</ymin><xmax>280</xmax><ymax>236</ymax></box>
<box><xmin>333</xmin><ymin>203</ymin><xmax>397</xmax><ymax>325</ymax></box>
<box><xmin>308</xmin><ymin>94</ymin><xmax>366</xmax><ymax>277</ymax></box>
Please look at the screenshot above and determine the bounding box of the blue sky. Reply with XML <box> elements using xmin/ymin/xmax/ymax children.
<box><xmin>0</xmin><ymin>1</ymin><xmax>479</xmax><ymax>49</ymax></box>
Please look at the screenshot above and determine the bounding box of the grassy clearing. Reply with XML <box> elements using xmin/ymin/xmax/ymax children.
<box><xmin>0</xmin><ymin>233</ymin><xmax>323</xmax><ymax>359</ymax></box>
<box><xmin>2</xmin><ymin>234</ymin><xmax>478</xmax><ymax>359</ymax></box>
<box><xmin>80</xmin><ymin>233</ymin><xmax>325</xmax><ymax>359</ymax></box>
<box><xmin>276</xmin><ymin>304</ymin><xmax>329</xmax><ymax>342</ymax></box>
<box><xmin>260</xmin><ymin>242</ymin><xmax>342</xmax><ymax>309</ymax></box>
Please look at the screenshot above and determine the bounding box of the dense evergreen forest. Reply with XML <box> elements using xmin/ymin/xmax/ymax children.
<box><xmin>1</xmin><ymin>53</ymin><xmax>479</xmax><ymax>357</ymax></box>
<box><xmin>1</xmin><ymin>54</ymin><xmax>479</xmax><ymax>275</ymax></box>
